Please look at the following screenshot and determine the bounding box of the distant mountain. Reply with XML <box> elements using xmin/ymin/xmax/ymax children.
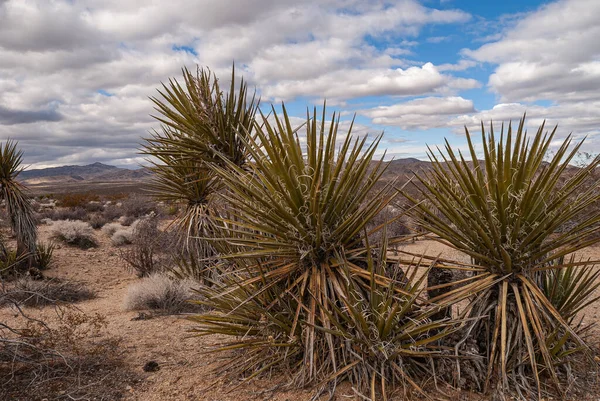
<box><xmin>19</xmin><ymin>162</ymin><xmax>152</xmax><ymax>184</ymax></box>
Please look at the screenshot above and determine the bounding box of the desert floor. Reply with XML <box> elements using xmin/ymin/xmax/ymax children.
<box><xmin>2</xmin><ymin>225</ymin><xmax>600</xmax><ymax>401</ymax></box>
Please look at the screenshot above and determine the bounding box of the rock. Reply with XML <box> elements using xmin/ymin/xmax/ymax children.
<box><xmin>143</xmin><ymin>361</ymin><xmax>160</xmax><ymax>372</ymax></box>
<box><xmin>131</xmin><ymin>312</ymin><xmax>153</xmax><ymax>321</ymax></box>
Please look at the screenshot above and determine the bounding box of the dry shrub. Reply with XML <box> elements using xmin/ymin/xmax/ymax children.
<box><xmin>84</xmin><ymin>201</ymin><xmax>104</xmax><ymax>213</ymax></box>
<box><xmin>101</xmin><ymin>221</ymin><xmax>122</xmax><ymax>237</ymax></box>
<box><xmin>0</xmin><ymin>308</ymin><xmax>128</xmax><ymax>400</ymax></box>
<box><xmin>121</xmin><ymin>195</ymin><xmax>157</xmax><ymax>219</ymax></box>
<box><xmin>38</xmin><ymin>206</ymin><xmax>89</xmax><ymax>222</ymax></box>
<box><xmin>111</xmin><ymin>227</ymin><xmax>135</xmax><ymax>246</ymax></box>
<box><xmin>118</xmin><ymin>214</ymin><xmax>136</xmax><ymax>226</ymax></box>
<box><xmin>123</xmin><ymin>273</ymin><xmax>199</xmax><ymax>313</ymax></box>
<box><xmin>101</xmin><ymin>204</ymin><xmax>123</xmax><ymax>222</ymax></box>
<box><xmin>366</xmin><ymin>205</ymin><xmax>411</xmax><ymax>244</ymax></box>
<box><xmin>1</xmin><ymin>278</ymin><xmax>95</xmax><ymax>307</ymax></box>
<box><xmin>51</xmin><ymin>220</ymin><xmax>97</xmax><ymax>249</ymax></box>
<box><xmin>120</xmin><ymin>218</ymin><xmax>176</xmax><ymax>277</ymax></box>
<box><xmin>56</xmin><ymin>193</ymin><xmax>99</xmax><ymax>208</ymax></box>
<box><xmin>107</xmin><ymin>219</ymin><xmax>142</xmax><ymax>246</ymax></box>
<box><xmin>88</xmin><ymin>213</ymin><xmax>108</xmax><ymax>229</ymax></box>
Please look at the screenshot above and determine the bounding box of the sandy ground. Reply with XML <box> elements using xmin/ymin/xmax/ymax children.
<box><xmin>1</xmin><ymin>225</ymin><xmax>599</xmax><ymax>400</ymax></box>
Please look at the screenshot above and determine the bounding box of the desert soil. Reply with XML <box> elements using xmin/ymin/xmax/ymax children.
<box><xmin>1</xmin><ymin>225</ymin><xmax>599</xmax><ymax>400</ymax></box>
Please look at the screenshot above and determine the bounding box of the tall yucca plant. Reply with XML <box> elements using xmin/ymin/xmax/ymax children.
<box><xmin>190</xmin><ymin>105</ymin><xmax>456</xmax><ymax>396</ymax></box>
<box><xmin>143</xmin><ymin>66</ymin><xmax>259</xmax><ymax>276</ymax></box>
<box><xmin>149</xmin><ymin>66</ymin><xmax>258</xmax><ymax>167</ymax></box>
<box><xmin>0</xmin><ymin>140</ymin><xmax>37</xmax><ymax>262</ymax></box>
<box><xmin>143</xmin><ymin>129</ymin><xmax>220</xmax><ymax>256</ymax></box>
<box><xmin>405</xmin><ymin>116</ymin><xmax>600</xmax><ymax>399</ymax></box>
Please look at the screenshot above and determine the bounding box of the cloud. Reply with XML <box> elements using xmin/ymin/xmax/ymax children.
<box><xmin>448</xmin><ymin>101</ymin><xmax>600</xmax><ymax>150</ymax></box>
<box><xmin>263</xmin><ymin>63</ymin><xmax>452</xmax><ymax>101</ymax></box>
<box><xmin>0</xmin><ymin>106</ymin><xmax>62</xmax><ymax>125</ymax></box>
<box><xmin>464</xmin><ymin>0</ymin><xmax>600</xmax><ymax>103</ymax></box>
<box><xmin>0</xmin><ymin>0</ymin><xmax>476</xmax><ymax>167</ymax></box>
<box><xmin>362</xmin><ymin>96</ymin><xmax>475</xmax><ymax>130</ymax></box>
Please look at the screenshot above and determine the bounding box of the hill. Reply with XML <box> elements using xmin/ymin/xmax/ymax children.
<box><xmin>19</xmin><ymin>162</ymin><xmax>152</xmax><ymax>185</ymax></box>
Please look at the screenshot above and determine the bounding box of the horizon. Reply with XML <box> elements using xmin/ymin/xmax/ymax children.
<box><xmin>2</xmin><ymin>0</ymin><xmax>600</xmax><ymax>168</ymax></box>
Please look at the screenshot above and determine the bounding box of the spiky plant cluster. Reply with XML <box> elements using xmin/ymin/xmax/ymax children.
<box><xmin>142</xmin><ymin>66</ymin><xmax>259</xmax><ymax>270</ymax></box>
<box><xmin>189</xmin><ymin>106</ymin><xmax>457</xmax><ymax>398</ymax></box>
<box><xmin>0</xmin><ymin>140</ymin><xmax>37</xmax><ymax>265</ymax></box>
<box><xmin>404</xmin><ymin>117</ymin><xmax>600</xmax><ymax>399</ymax></box>
<box><xmin>147</xmin><ymin>66</ymin><xmax>600</xmax><ymax>400</ymax></box>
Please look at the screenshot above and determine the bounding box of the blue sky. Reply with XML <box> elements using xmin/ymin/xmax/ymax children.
<box><xmin>0</xmin><ymin>0</ymin><xmax>599</xmax><ymax>167</ymax></box>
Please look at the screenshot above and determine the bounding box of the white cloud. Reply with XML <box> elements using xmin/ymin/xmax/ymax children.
<box><xmin>464</xmin><ymin>0</ymin><xmax>600</xmax><ymax>103</ymax></box>
<box><xmin>362</xmin><ymin>96</ymin><xmax>475</xmax><ymax>130</ymax></box>
<box><xmin>0</xmin><ymin>0</ymin><xmax>475</xmax><ymax>167</ymax></box>
<box><xmin>263</xmin><ymin>63</ymin><xmax>450</xmax><ymax>101</ymax></box>
<box><xmin>448</xmin><ymin>101</ymin><xmax>600</xmax><ymax>151</ymax></box>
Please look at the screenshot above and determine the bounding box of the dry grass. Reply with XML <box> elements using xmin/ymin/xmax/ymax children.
<box><xmin>123</xmin><ymin>273</ymin><xmax>199</xmax><ymax>314</ymax></box>
<box><xmin>101</xmin><ymin>221</ymin><xmax>122</xmax><ymax>237</ymax></box>
<box><xmin>51</xmin><ymin>220</ymin><xmax>97</xmax><ymax>249</ymax></box>
<box><xmin>1</xmin><ymin>278</ymin><xmax>95</xmax><ymax>307</ymax></box>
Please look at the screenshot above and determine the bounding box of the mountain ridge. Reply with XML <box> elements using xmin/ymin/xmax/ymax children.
<box><xmin>19</xmin><ymin>162</ymin><xmax>152</xmax><ymax>184</ymax></box>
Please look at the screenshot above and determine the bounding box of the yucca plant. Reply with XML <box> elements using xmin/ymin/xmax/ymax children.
<box><xmin>404</xmin><ymin>116</ymin><xmax>600</xmax><ymax>399</ymax></box>
<box><xmin>0</xmin><ymin>140</ymin><xmax>37</xmax><ymax>267</ymax></box>
<box><xmin>539</xmin><ymin>255</ymin><xmax>600</xmax><ymax>357</ymax></box>
<box><xmin>143</xmin><ymin>66</ymin><xmax>259</xmax><ymax>277</ymax></box>
<box><xmin>142</xmin><ymin>142</ymin><xmax>220</xmax><ymax>258</ymax></box>
<box><xmin>189</xmin><ymin>105</ymin><xmax>457</xmax><ymax>397</ymax></box>
<box><xmin>149</xmin><ymin>66</ymin><xmax>258</xmax><ymax>168</ymax></box>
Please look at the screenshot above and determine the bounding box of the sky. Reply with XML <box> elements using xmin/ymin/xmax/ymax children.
<box><xmin>1</xmin><ymin>0</ymin><xmax>600</xmax><ymax>169</ymax></box>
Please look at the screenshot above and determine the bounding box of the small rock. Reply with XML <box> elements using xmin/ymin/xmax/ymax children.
<box><xmin>131</xmin><ymin>312</ymin><xmax>152</xmax><ymax>321</ymax></box>
<box><xmin>143</xmin><ymin>361</ymin><xmax>160</xmax><ymax>372</ymax></box>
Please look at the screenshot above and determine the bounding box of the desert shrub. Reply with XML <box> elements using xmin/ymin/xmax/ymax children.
<box><xmin>119</xmin><ymin>218</ymin><xmax>175</xmax><ymax>277</ymax></box>
<box><xmin>0</xmin><ymin>308</ymin><xmax>123</xmax><ymax>399</ymax></box>
<box><xmin>405</xmin><ymin>117</ymin><xmax>600</xmax><ymax>398</ymax></box>
<box><xmin>101</xmin><ymin>221</ymin><xmax>122</xmax><ymax>237</ymax></box>
<box><xmin>34</xmin><ymin>242</ymin><xmax>55</xmax><ymax>270</ymax></box>
<box><xmin>118</xmin><ymin>214</ymin><xmax>136</xmax><ymax>226</ymax></box>
<box><xmin>1</xmin><ymin>277</ymin><xmax>95</xmax><ymax>307</ymax></box>
<box><xmin>121</xmin><ymin>195</ymin><xmax>156</xmax><ymax>219</ymax></box>
<box><xmin>123</xmin><ymin>273</ymin><xmax>198</xmax><ymax>313</ymax></box>
<box><xmin>111</xmin><ymin>227</ymin><xmax>134</xmax><ymax>246</ymax></box>
<box><xmin>56</xmin><ymin>192</ymin><xmax>99</xmax><ymax>208</ymax></box>
<box><xmin>51</xmin><ymin>220</ymin><xmax>97</xmax><ymax>249</ymax></box>
<box><xmin>84</xmin><ymin>201</ymin><xmax>103</xmax><ymax>213</ymax></box>
<box><xmin>88</xmin><ymin>213</ymin><xmax>108</xmax><ymax>229</ymax></box>
<box><xmin>39</xmin><ymin>206</ymin><xmax>88</xmax><ymax>222</ymax></box>
<box><xmin>101</xmin><ymin>204</ymin><xmax>123</xmax><ymax>222</ymax></box>
<box><xmin>105</xmin><ymin>193</ymin><xmax>127</xmax><ymax>202</ymax></box>
<box><xmin>39</xmin><ymin>217</ymin><xmax>53</xmax><ymax>226</ymax></box>
<box><xmin>366</xmin><ymin>205</ymin><xmax>411</xmax><ymax>244</ymax></box>
<box><xmin>109</xmin><ymin>219</ymin><xmax>143</xmax><ymax>246</ymax></box>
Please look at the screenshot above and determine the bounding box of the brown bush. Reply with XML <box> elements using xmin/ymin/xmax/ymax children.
<box><xmin>88</xmin><ymin>213</ymin><xmax>109</xmax><ymax>229</ymax></box>
<box><xmin>0</xmin><ymin>308</ymin><xmax>128</xmax><ymax>400</ymax></box>
<box><xmin>56</xmin><ymin>193</ymin><xmax>100</xmax><ymax>208</ymax></box>
<box><xmin>123</xmin><ymin>273</ymin><xmax>200</xmax><ymax>314</ymax></box>
<box><xmin>1</xmin><ymin>278</ymin><xmax>95</xmax><ymax>307</ymax></box>
<box><xmin>121</xmin><ymin>195</ymin><xmax>157</xmax><ymax>218</ymax></box>
<box><xmin>120</xmin><ymin>218</ymin><xmax>177</xmax><ymax>277</ymax></box>
<box><xmin>38</xmin><ymin>207</ymin><xmax>89</xmax><ymax>222</ymax></box>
